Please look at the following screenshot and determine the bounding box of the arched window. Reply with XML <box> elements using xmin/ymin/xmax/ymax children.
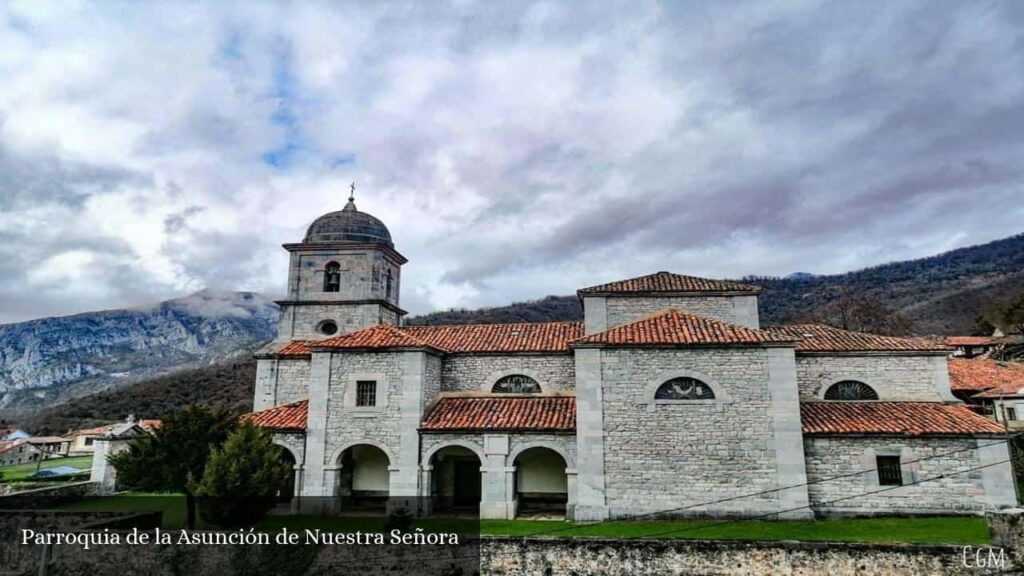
<box><xmin>492</xmin><ymin>374</ymin><xmax>541</xmax><ymax>394</ymax></box>
<box><xmin>385</xmin><ymin>269</ymin><xmax>393</xmax><ymax>299</ymax></box>
<box><xmin>824</xmin><ymin>380</ymin><xmax>878</xmax><ymax>401</ymax></box>
<box><xmin>655</xmin><ymin>377</ymin><xmax>715</xmax><ymax>400</ymax></box>
<box><xmin>323</xmin><ymin>262</ymin><xmax>341</xmax><ymax>292</ymax></box>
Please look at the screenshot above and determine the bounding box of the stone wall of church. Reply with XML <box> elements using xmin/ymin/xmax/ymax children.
<box><xmin>423</xmin><ymin>354</ymin><xmax>442</xmax><ymax>412</ymax></box>
<box><xmin>599</xmin><ymin>347</ymin><xmax>783</xmax><ymax>517</ymax></box>
<box><xmin>323</xmin><ymin>351</ymin><xmax>409</xmax><ymax>467</ymax></box>
<box><xmin>279</xmin><ymin>302</ymin><xmax>398</xmax><ymax>340</ymax></box>
<box><xmin>794</xmin><ymin>355</ymin><xmax>949</xmax><ymax>401</ymax></box>
<box><xmin>253</xmin><ymin>358</ymin><xmax>311</xmax><ymax>410</ymax></box>
<box><xmin>286</xmin><ymin>250</ymin><xmax>400</xmax><ymax>305</ymax></box>
<box><xmin>803</xmin><ymin>436</ymin><xmax>1013</xmax><ymax>515</ymax></box>
<box><xmin>440</xmin><ymin>354</ymin><xmax>575</xmax><ymax>392</ymax></box>
<box><xmin>603</xmin><ymin>295</ymin><xmax>759</xmax><ymax>330</ymax></box>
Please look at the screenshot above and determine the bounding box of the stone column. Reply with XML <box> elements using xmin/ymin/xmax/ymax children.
<box><xmin>566</xmin><ymin>468</ymin><xmax>578</xmax><ymax>520</ymax></box>
<box><xmin>90</xmin><ymin>437</ymin><xmax>132</xmax><ymax>495</ymax></box>
<box><xmin>574</xmin><ymin>348</ymin><xmax>608</xmax><ymax>521</ymax></box>
<box><xmin>299</xmin><ymin>351</ymin><xmax>332</xmax><ymax>513</ymax></box>
<box><xmin>979</xmin><ymin>438</ymin><xmax>1018</xmax><ymax>510</ymax></box>
<box><xmin>766</xmin><ymin>347</ymin><xmax>813</xmax><ymax>519</ymax></box>
<box><xmin>480</xmin><ymin>434</ymin><xmax>513</xmax><ymax>519</ymax></box>
<box><xmin>389</xmin><ymin>352</ymin><xmax>427</xmax><ymax>512</ymax></box>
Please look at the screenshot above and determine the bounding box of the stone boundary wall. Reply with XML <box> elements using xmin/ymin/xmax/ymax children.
<box><xmin>0</xmin><ymin>481</ymin><xmax>97</xmax><ymax>509</ymax></box>
<box><xmin>481</xmin><ymin>537</ymin><xmax>987</xmax><ymax>575</ymax></box>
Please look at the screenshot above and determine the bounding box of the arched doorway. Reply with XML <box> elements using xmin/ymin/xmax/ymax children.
<box><xmin>429</xmin><ymin>446</ymin><xmax>481</xmax><ymax>512</ymax></box>
<box><xmin>337</xmin><ymin>444</ymin><xmax>391</xmax><ymax>510</ymax></box>
<box><xmin>277</xmin><ymin>448</ymin><xmax>296</xmax><ymax>504</ymax></box>
<box><xmin>514</xmin><ymin>447</ymin><xmax>568</xmax><ymax>518</ymax></box>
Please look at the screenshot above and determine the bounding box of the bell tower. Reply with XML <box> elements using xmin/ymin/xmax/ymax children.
<box><xmin>275</xmin><ymin>186</ymin><xmax>406</xmax><ymax>341</ymax></box>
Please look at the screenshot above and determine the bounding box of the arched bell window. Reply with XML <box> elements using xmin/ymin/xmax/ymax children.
<box><xmin>385</xmin><ymin>269</ymin><xmax>393</xmax><ymax>299</ymax></box>
<box><xmin>655</xmin><ymin>377</ymin><xmax>715</xmax><ymax>400</ymax></box>
<box><xmin>492</xmin><ymin>374</ymin><xmax>541</xmax><ymax>394</ymax></box>
<box><xmin>824</xmin><ymin>380</ymin><xmax>878</xmax><ymax>401</ymax></box>
<box><xmin>323</xmin><ymin>262</ymin><xmax>341</xmax><ymax>292</ymax></box>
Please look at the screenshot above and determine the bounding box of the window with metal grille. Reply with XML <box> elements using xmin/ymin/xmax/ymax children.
<box><xmin>824</xmin><ymin>380</ymin><xmax>878</xmax><ymax>401</ymax></box>
<box><xmin>876</xmin><ymin>455</ymin><xmax>903</xmax><ymax>486</ymax></box>
<box><xmin>356</xmin><ymin>381</ymin><xmax>376</xmax><ymax>407</ymax></box>
<box><xmin>655</xmin><ymin>377</ymin><xmax>715</xmax><ymax>400</ymax></box>
<box><xmin>492</xmin><ymin>374</ymin><xmax>541</xmax><ymax>394</ymax></box>
<box><xmin>323</xmin><ymin>262</ymin><xmax>341</xmax><ymax>292</ymax></box>
<box><xmin>1007</xmin><ymin>407</ymin><xmax>1018</xmax><ymax>421</ymax></box>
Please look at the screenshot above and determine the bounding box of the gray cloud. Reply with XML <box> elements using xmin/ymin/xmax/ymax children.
<box><xmin>1</xmin><ymin>0</ymin><xmax>1024</xmax><ymax>322</ymax></box>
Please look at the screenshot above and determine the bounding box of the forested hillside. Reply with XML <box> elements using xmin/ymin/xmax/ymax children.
<box><xmin>8</xmin><ymin>359</ymin><xmax>256</xmax><ymax>435</ymax></box>
<box><xmin>409</xmin><ymin>233</ymin><xmax>1024</xmax><ymax>335</ymax></box>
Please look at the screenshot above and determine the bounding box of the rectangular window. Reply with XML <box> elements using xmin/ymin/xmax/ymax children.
<box><xmin>877</xmin><ymin>455</ymin><xmax>903</xmax><ymax>486</ymax></box>
<box><xmin>356</xmin><ymin>380</ymin><xmax>377</xmax><ymax>407</ymax></box>
<box><xmin>1007</xmin><ymin>407</ymin><xmax>1018</xmax><ymax>421</ymax></box>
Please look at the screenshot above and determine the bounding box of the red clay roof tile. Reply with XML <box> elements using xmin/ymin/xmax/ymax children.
<box><xmin>305</xmin><ymin>321</ymin><xmax>583</xmax><ymax>354</ymax></box>
<box><xmin>241</xmin><ymin>400</ymin><xmax>308</xmax><ymax>431</ymax></box>
<box><xmin>944</xmin><ymin>336</ymin><xmax>997</xmax><ymax>347</ymax></box>
<box><xmin>766</xmin><ymin>324</ymin><xmax>949</xmax><ymax>353</ymax></box>
<box><xmin>572</xmin><ymin>309</ymin><xmax>795</xmax><ymax>347</ymax></box>
<box><xmin>578</xmin><ymin>271</ymin><xmax>762</xmax><ymax>295</ymax></box>
<box><xmin>421</xmin><ymin>396</ymin><xmax>575</xmax><ymax>432</ymax></box>
<box><xmin>954</xmin><ymin>359</ymin><xmax>1024</xmax><ymax>398</ymax></box>
<box><xmin>800</xmin><ymin>402</ymin><xmax>1004</xmax><ymax>436</ymax></box>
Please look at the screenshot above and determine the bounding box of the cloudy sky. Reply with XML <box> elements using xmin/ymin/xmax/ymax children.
<box><xmin>1</xmin><ymin>1</ymin><xmax>1023</xmax><ymax>324</ymax></box>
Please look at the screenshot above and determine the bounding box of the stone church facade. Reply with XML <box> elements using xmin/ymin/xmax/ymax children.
<box><xmin>244</xmin><ymin>196</ymin><xmax>1017</xmax><ymax>520</ymax></box>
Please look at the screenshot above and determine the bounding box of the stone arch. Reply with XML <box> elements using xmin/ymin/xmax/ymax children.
<box><xmin>820</xmin><ymin>377</ymin><xmax>880</xmax><ymax>401</ymax></box>
<box><xmin>329</xmin><ymin>440</ymin><xmax>396</xmax><ymax>468</ymax></box>
<box><xmin>423</xmin><ymin>439</ymin><xmax>486</xmax><ymax>465</ymax></box>
<box><xmin>272</xmin><ymin>439</ymin><xmax>303</xmax><ymax>466</ymax></box>
<box><xmin>483</xmin><ymin>368</ymin><xmax>545</xmax><ymax>393</ymax></box>
<box><xmin>644</xmin><ymin>369</ymin><xmax>732</xmax><ymax>404</ymax></box>
<box><xmin>507</xmin><ymin>441</ymin><xmax>574</xmax><ymax>470</ymax></box>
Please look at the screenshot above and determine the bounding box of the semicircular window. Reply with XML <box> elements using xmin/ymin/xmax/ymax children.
<box><xmin>655</xmin><ymin>377</ymin><xmax>715</xmax><ymax>400</ymax></box>
<box><xmin>492</xmin><ymin>374</ymin><xmax>541</xmax><ymax>394</ymax></box>
<box><xmin>824</xmin><ymin>380</ymin><xmax>878</xmax><ymax>401</ymax></box>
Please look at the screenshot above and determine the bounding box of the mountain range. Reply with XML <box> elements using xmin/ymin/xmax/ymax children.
<box><xmin>3</xmin><ymin>232</ymin><xmax>1023</xmax><ymax>430</ymax></box>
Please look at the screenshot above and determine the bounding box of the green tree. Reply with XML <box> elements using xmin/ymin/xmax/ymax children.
<box><xmin>970</xmin><ymin>315</ymin><xmax>998</xmax><ymax>337</ymax></box>
<box><xmin>192</xmin><ymin>424</ymin><xmax>292</xmax><ymax>528</ymax></box>
<box><xmin>1004</xmin><ymin>292</ymin><xmax>1024</xmax><ymax>335</ymax></box>
<box><xmin>109</xmin><ymin>406</ymin><xmax>237</xmax><ymax>529</ymax></box>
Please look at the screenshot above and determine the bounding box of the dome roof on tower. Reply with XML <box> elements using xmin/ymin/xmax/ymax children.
<box><xmin>303</xmin><ymin>195</ymin><xmax>393</xmax><ymax>246</ymax></box>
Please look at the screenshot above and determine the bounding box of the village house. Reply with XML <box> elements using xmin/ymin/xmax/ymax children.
<box><xmin>243</xmin><ymin>194</ymin><xmax>1017</xmax><ymax>520</ymax></box>
<box><xmin>950</xmin><ymin>358</ymin><xmax>1024</xmax><ymax>429</ymax></box>
<box><xmin>0</xmin><ymin>439</ymin><xmax>43</xmax><ymax>467</ymax></box>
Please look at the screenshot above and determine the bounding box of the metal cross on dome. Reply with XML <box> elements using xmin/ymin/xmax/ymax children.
<box><xmin>349</xmin><ymin>182</ymin><xmax>356</xmax><ymax>201</ymax></box>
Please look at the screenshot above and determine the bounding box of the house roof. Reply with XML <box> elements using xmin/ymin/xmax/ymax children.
<box><xmin>241</xmin><ymin>400</ymin><xmax>309</xmax><ymax>431</ymax></box>
<box><xmin>944</xmin><ymin>336</ymin><xmax>997</xmax><ymax>347</ymax></box>
<box><xmin>275</xmin><ymin>321</ymin><xmax>584</xmax><ymax>356</ymax></box>
<box><xmin>573</xmin><ymin>309</ymin><xmax>795</xmax><ymax>348</ymax></box>
<box><xmin>27</xmin><ymin>436</ymin><xmax>70</xmax><ymax>444</ymax></box>
<box><xmin>800</xmin><ymin>402</ymin><xmax>1005</xmax><ymax>436</ymax></box>
<box><xmin>421</xmin><ymin>396</ymin><xmax>576</xmax><ymax>432</ymax></box>
<box><xmin>765</xmin><ymin>324</ymin><xmax>949</xmax><ymax>353</ymax></box>
<box><xmin>948</xmin><ymin>358</ymin><xmax>1024</xmax><ymax>394</ymax></box>
<box><xmin>74</xmin><ymin>425</ymin><xmax>112</xmax><ymax>437</ymax></box>
<box><xmin>577</xmin><ymin>271</ymin><xmax>762</xmax><ymax>296</ymax></box>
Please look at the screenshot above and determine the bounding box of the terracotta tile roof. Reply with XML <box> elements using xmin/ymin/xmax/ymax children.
<box><xmin>304</xmin><ymin>321</ymin><xmax>583</xmax><ymax>354</ymax></box>
<box><xmin>421</xmin><ymin>396</ymin><xmax>576</xmax><ymax>432</ymax></box>
<box><xmin>573</xmin><ymin>309</ymin><xmax>795</xmax><ymax>347</ymax></box>
<box><xmin>578</xmin><ymin>271</ymin><xmax>762</xmax><ymax>296</ymax></box>
<box><xmin>316</xmin><ymin>324</ymin><xmax>441</xmax><ymax>351</ymax></box>
<box><xmin>74</xmin><ymin>425</ymin><xmax>113</xmax><ymax>437</ymax></box>
<box><xmin>241</xmin><ymin>400</ymin><xmax>308</xmax><ymax>431</ymax></box>
<box><xmin>954</xmin><ymin>359</ymin><xmax>1024</xmax><ymax>398</ymax></box>
<box><xmin>944</xmin><ymin>336</ymin><xmax>997</xmax><ymax>347</ymax></box>
<box><xmin>765</xmin><ymin>324</ymin><xmax>949</xmax><ymax>353</ymax></box>
<box><xmin>800</xmin><ymin>402</ymin><xmax>1004</xmax><ymax>436</ymax></box>
<box><xmin>277</xmin><ymin>341</ymin><xmax>313</xmax><ymax>357</ymax></box>
<box><xmin>138</xmin><ymin>419</ymin><xmax>162</xmax><ymax>431</ymax></box>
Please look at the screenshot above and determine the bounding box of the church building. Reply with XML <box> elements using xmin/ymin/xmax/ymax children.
<box><xmin>244</xmin><ymin>193</ymin><xmax>1017</xmax><ymax>521</ymax></box>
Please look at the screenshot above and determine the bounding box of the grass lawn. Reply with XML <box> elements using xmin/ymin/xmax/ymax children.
<box><xmin>0</xmin><ymin>455</ymin><xmax>92</xmax><ymax>482</ymax></box>
<box><xmin>55</xmin><ymin>494</ymin><xmax>990</xmax><ymax>545</ymax></box>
